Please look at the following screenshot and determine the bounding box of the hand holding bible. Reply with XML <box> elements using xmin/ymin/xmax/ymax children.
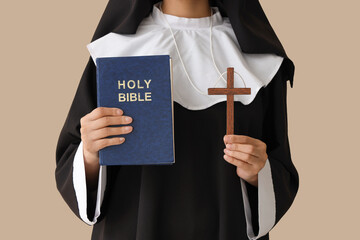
<box><xmin>79</xmin><ymin>107</ymin><xmax>134</xmax><ymax>190</ymax></box>
<box><xmin>223</xmin><ymin>134</ymin><xmax>268</xmax><ymax>187</ymax></box>
<box><xmin>80</xmin><ymin>107</ymin><xmax>134</xmax><ymax>166</ymax></box>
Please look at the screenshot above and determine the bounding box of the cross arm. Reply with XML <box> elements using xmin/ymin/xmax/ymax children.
<box><xmin>208</xmin><ymin>88</ymin><xmax>251</xmax><ymax>95</ymax></box>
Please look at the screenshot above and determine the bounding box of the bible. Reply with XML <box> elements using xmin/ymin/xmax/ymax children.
<box><xmin>96</xmin><ymin>55</ymin><xmax>175</xmax><ymax>165</ymax></box>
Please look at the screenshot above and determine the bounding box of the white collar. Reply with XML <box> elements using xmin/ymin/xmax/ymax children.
<box><xmin>86</xmin><ymin>2</ymin><xmax>284</xmax><ymax>110</ymax></box>
<box><xmin>151</xmin><ymin>2</ymin><xmax>223</xmax><ymax>30</ymax></box>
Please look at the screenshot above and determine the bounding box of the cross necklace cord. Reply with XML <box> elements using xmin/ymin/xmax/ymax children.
<box><xmin>159</xmin><ymin>3</ymin><xmax>251</xmax><ymax>134</ymax></box>
<box><xmin>159</xmin><ymin>3</ymin><xmax>227</xmax><ymax>96</ymax></box>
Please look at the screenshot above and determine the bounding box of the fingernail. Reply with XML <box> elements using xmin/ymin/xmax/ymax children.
<box><xmin>125</xmin><ymin>126</ymin><xmax>132</xmax><ymax>131</ymax></box>
<box><xmin>125</xmin><ymin>116</ymin><xmax>132</xmax><ymax>122</ymax></box>
<box><xmin>226</xmin><ymin>144</ymin><xmax>231</xmax><ymax>149</ymax></box>
<box><xmin>117</xmin><ymin>109</ymin><xmax>123</xmax><ymax>115</ymax></box>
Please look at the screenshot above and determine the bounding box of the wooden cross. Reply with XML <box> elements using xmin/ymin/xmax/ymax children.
<box><xmin>208</xmin><ymin>67</ymin><xmax>251</xmax><ymax>135</ymax></box>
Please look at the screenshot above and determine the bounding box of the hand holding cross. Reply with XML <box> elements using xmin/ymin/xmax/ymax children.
<box><xmin>208</xmin><ymin>68</ymin><xmax>266</xmax><ymax>187</ymax></box>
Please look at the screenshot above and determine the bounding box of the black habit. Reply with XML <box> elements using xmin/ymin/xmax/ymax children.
<box><xmin>55</xmin><ymin>0</ymin><xmax>299</xmax><ymax>239</ymax></box>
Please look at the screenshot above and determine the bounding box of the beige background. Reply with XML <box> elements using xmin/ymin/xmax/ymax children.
<box><xmin>1</xmin><ymin>0</ymin><xmax>359</xmax><ymax>239</ymax></box>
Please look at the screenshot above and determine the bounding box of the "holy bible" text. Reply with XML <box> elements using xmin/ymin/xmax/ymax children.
<box><xmin>118</xmin><ymin>79</ymin><xmax>152</xmax><ymax>102</ymax></box>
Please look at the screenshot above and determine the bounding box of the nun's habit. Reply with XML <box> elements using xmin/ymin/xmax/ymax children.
<box><xmin>55</xmin><ymin>1</ymin><xmax>299</xmax><ymax>239</ymax></box>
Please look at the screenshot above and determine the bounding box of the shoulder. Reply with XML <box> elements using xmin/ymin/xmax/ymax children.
<box><xmin>88</xmin><ymin>15</ymin><xmax>165</xmax><ymax>46</ymax></box>
<box><xmin>86</xmin><ymin>15</ymin><xmax>167</xmax><ymax>64</ymax></box>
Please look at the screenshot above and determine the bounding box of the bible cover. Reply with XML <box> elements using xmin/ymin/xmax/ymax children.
<box><xmin>96</xmin><ymin>55</ymin><xmax>175</xmax><ymax>165</ymax></box>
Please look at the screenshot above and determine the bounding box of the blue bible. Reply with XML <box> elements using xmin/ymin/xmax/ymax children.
<box><xmin>96</xmin><ymin>55</ymin><xmax>175</xmax><ymax>165</ymax></box>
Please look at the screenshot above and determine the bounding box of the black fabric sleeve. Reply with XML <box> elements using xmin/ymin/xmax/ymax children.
<box><xmin>55</xmin><ymin>57</ymin><xmax>98</xmax><ymax>222</ymax></box>
<box><xmin>239</xmin><ymin>62</ymin><xmax>299</xmax><ymax>240</ymax></box>
<box><xmin>262</xmin><ymin>63</ymin><xmax>300</xmax><ymax>226</ymax></box>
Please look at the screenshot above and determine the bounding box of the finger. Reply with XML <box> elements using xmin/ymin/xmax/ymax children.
<box><xmin>223</xmin><ymin>134</ymin><xmax>262</xmax><ymax>146</ymax></box>
<box><xmin>223</xmin><ymin>154</ymin><xmax>252</xmax><ymax>170</ymax></box>
<box><xmin>225</xmin><ymin>143</ymin><xmax>260</xmax><ymax>158</ymax></box>
<box><xmin>92</xmin><ymin>126</ymin><xmax>133</xmax><ymax>140</ymax></box>
<box><xmin>88</xmin><ymin>107</ymin><xmax>123</xmax><ymax>121</ymax></box>
<box><xmin>94</xmin><ymin>137</ymin><xmax>125</xmax><ymax>152</ymax></box>
<box><xmin>90</xmin><ymin>115</ymin><xmax>133</xmax><ymax>130</ymax></box>
<box><xmin>223</xmin><ymin>149</ymin><xmax>257</xmax><ymax>165</ymax></box>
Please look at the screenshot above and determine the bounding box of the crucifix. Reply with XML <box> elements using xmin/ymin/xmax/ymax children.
<box><xmin>208</xmin><ymin>67</ymin><xmax>251</xmax><ymax>135</ymax></box>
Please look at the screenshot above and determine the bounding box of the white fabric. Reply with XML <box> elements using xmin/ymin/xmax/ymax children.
<box><xmin>73</xmin><ymin>141</ymin><xmax>107</xmax><ymax>225</ymax></box>
<box><xmin>76</xmin><ymin>1</ymin><xmax>279</xmax><ymax>231</ymax></box>
<box><xmin>240</xmin><ymin>159</ymin><xmax>276</xmax><ymax>239</ymax></box>
<box><xmin>86</xmin><ymin>1</ymin><xmax>284</xmax><ymax>110</ymax></box>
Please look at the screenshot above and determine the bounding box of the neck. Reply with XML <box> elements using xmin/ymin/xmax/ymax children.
<box><xmin>161</xmin><ymin>0</ymin><xmax>211</xmax><ymax>18</ymax></box>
